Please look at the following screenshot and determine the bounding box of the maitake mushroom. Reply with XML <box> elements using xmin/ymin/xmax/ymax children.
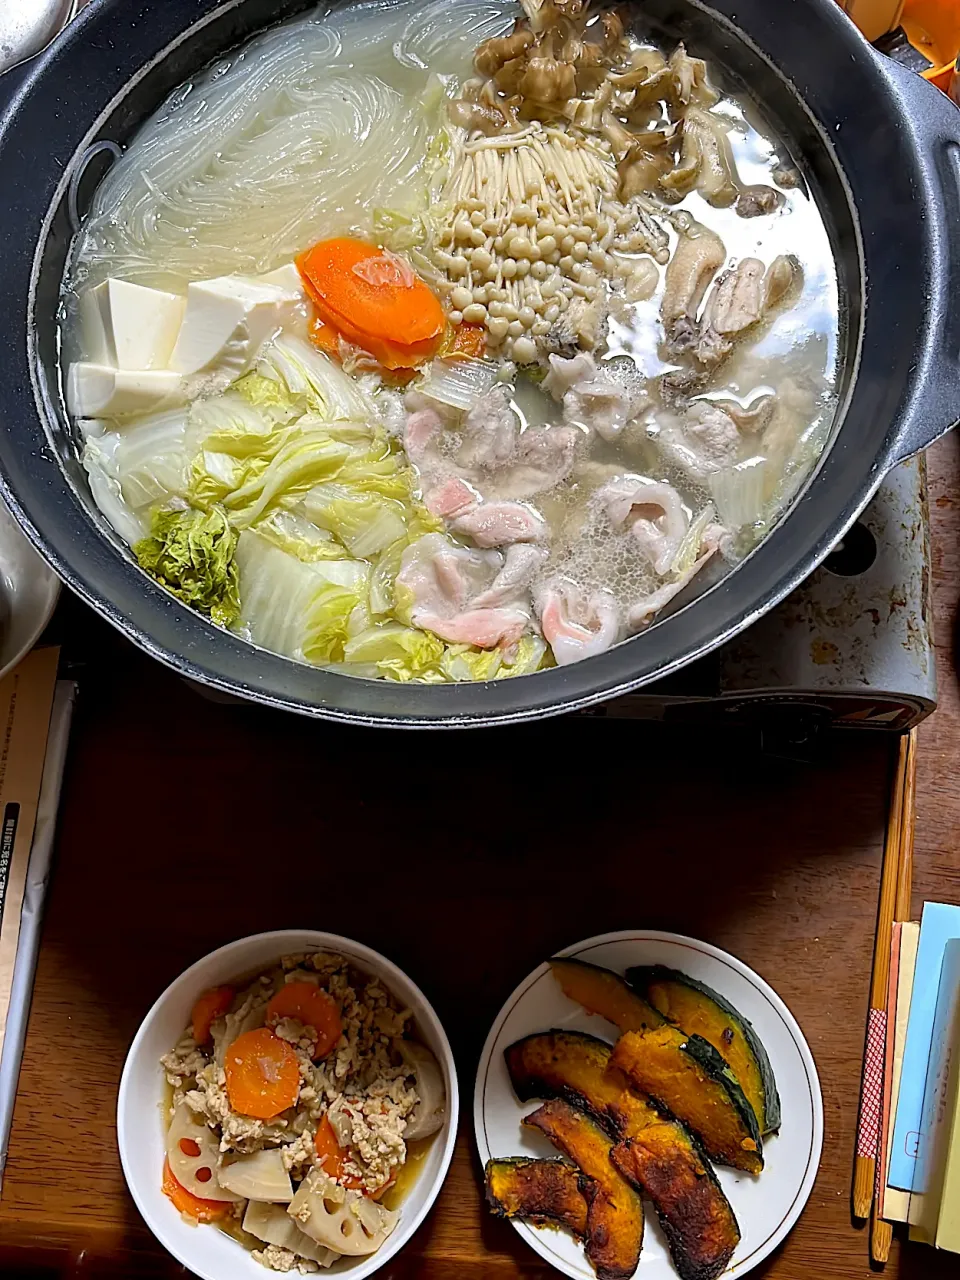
<box><xmin>467</xmin><ymin>0</ymin><xmax>628</xmax><ymax>123</ymax></box>
<box><xmin>464</xmin><ymin>6</ymin><xmax>784</xmax><ymax>218</ymax></box>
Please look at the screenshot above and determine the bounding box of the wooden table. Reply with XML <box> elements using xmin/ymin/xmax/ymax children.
<box><xmin>1</xmin><ymin>436</ymin><xmax>959</xmax><ymax>1280</ymax></box>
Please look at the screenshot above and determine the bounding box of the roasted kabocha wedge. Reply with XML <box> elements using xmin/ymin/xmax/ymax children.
<box><xmin>506</xmin><ymin>1031</ymin><xmax>739</xmax><ymax>1280</ymax></box>
<box><xmin>627</xmin><ymin>964</ymin><xmax>780</xmax><ymax>1134</ymax></box>
<box><xmin>610</xmin><ymin>1128</ymin><xmax>738</xmax><ymax>1280</ymax></box>
<box><xmin>611</xmin><ymin>1028</ymin><xmax>763</xmax><ymax>1175</ymax></box>
<box><xmin>506</xmin><ymin>1028</ymin><xmax>660</xmax><ymax>1129</ymax></box>
<box><xmin>524</xmin><ymin>1099</ymin><xmax>644</xmax><ymax>1280</ymax></box>
<box><xmin>484</xmin><ymin>1157</ymin><xmax>591</xmax><ymax>1238</ymax></box>
<box><xmin>550</xmin><ymin>958</ymin><xmax>664</xmax><ymax>1033</ymax></box>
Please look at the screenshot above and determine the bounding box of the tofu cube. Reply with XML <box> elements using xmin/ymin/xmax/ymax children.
<box><xmin>66</xmin><ymin>364</ymin><xmax>184</xmax><ymax>418</ymax></box>
<box><xmin>81</xmin><ymin>279</ymin><xmax>185</xmax><ymax>370</ymax></box>
<box><xmin>169</xmin><ymin>272</ymin><xmax>303</xmax><ymax>378</ymax></box>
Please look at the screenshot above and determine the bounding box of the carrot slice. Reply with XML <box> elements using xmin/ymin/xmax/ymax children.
<box><xmin>224</xmin><ymin>1027</ymin><xmax>300</xmax><ymax>1119</ymax></box>
<box><xmin>449</xmin><ymin>323</ymin><xmax>487</xmax><ymax>359</ymax></box>
<box><xmin>302</xmin><ymin>266</ymin><xmax>429</xmax><ymax>370</ymax></box>
<box><xmin>299</xmin><ymin>238</ymin><xmax>444</xmax><ymax>342</ymax></box>
<box><xmin>308</xmin><ymin>313</ymin><xmax>343</xmax><ymax>357</ymax></box>
<box><xmin>312</xmin><ymin>295</ymin><xmax>439</xmax><ymax>370</ymax></box>
<box><xmin>314</xmin><ymin>1114</ymin><xmax>364</xmax><ymax>1190</ymax></box>
<box><xmin>266</xmin><ymin>982</ymin><xmax>342</xmax><ymax>1060</ymax></box>
<box><xmin>297</xmin><ymin>238</ymin><xmax>445</xmax><ymax>370</ymax></box>
<box><xmin>309</xmin><ymin>307</ymin><xmax>419</xmax><ymax>373</ymax></box>
<box><xmin>162</xmin><ymin>1158</ymin><xmax>229</xmax><ymax>1223</ymax></box>
<box><xmin>191</xmin><ymin>985</ymin><xmax>235</xmax><ymax>1045</ymax></box>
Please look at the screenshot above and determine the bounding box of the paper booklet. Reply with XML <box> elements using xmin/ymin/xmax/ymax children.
<box><xmin>890</xmin><ymin>901</ymin><xmax>960</xmax><ymax>1192</ymax></box>
<box><xmin>0</xmin><ymin>648</ymin><xmax>76</xmax><ymax>1186</ymax></box>
<box><xmin>884</xmin><ymin>921</ymin><xmax>920</xmax><ymax>1222</ymax></box>
<box><xmin>907</xmin><ymin>937</ymin><xmax>960</xmax><ymax>1247</ymax></box>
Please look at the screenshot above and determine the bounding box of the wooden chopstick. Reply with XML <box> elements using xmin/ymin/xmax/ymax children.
<box><xmin>853</xmin><ymin>731</ymin><xmax>913</xmax><ymax>1222</ymax></box>
<box><xmin>895</xmin><ymin>729</ymin><xmax>917</xmax><ymax>921</ymax></box>
<box><xmin>869</xmin><ymin>728</ymin><xmax>918</xmax><ymax>1263</ymax></box>
<box><xmin>871</xmin><ymin>1169</ymin><xmax>893</xmax><ymax>1261</ymax></box>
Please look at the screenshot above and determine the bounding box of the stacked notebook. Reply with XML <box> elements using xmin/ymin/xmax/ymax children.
<box><xmin>0</xmin><ymin>648</ymin><xmax>75</xmax><ymax>1185</ymax></box>
<box><xmin>884</xmin><ymin>901</ymin><xmax>960</xmax><ymax>1249</ymax></box>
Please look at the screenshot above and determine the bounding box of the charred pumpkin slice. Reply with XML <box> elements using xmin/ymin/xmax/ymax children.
<box><xmin>484</xmin><ymin>1157</ymin><xmax>590</xmax><ymax>1238</ymax></box>
<box><xmin>611</xmin><ymin>1129</ymin><xmax>738</xmax><ymax>1280</ymax></box>
<box><xmin>506</xmin><ymin>1029</ymin><xmax>659</xmax><ymax>1131</ymax></box>
<box><xmin>612</xmin><ymin>1028</ymin><xmax>762</xmax><ymax>1174</ymax></box>
<box><xmin>506</xmin><ymin>1031</ymin><xmax>739</xmax><ymax>1280</ymax></box>
<box><xmin>524</xmin><ymin>1099</ymin><xmax>643</xmax><ymax>1280</ymax></box>
<box><xmin>550</xmin><ymin>958</ymin><xmax>664</xmax><ymax>1034</ymax></box>
<box><xmin>628</xmin><ymin>965</ymin><xmax>780</xmax><ymax>1134</ymax></box>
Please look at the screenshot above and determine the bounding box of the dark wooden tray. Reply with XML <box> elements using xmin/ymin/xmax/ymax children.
<box><xmin>1</xmin><ymin>435</ymin><xmax>959</xmax><ymax>1279</ymax></box>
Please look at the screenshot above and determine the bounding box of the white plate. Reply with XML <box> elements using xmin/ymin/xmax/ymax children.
<box><xmin>474</xmin><ymin>930</ymin><xmax>823</xmax><ymax>1280</ymax></box>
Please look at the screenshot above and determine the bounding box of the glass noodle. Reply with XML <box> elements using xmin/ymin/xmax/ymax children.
<box><xmin>68</xmin><ymin>0</ymin><xmax>513</xmax><ymax>295</ymax></box>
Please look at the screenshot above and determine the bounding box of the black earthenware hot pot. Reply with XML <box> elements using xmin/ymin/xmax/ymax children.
<box><xmin>0</xmin><ymin>0</ymin><xmax>957</xmax><ymax>726</ymax></box>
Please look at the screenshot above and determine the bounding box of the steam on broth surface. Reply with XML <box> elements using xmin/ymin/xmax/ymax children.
<box><xmin>62</xmin><ymin>0</ymin><xmax>839</xmax><ymax>683</ymax></box>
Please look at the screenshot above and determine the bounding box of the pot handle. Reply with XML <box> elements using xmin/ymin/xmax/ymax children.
<box><xmin>875</xmin><ymin>55</ymin><xmax>960</xmax><ymax>466</ymax></box>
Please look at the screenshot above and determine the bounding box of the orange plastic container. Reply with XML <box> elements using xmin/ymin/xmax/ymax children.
<box><xmin>900</xmin><ymin>0</ymin><xmax>960</xmax><ymax>89</ymax></box>
<box><xmin>841</xmin><ymin>0</ymin><xmax>905</xmax><ymax>42</ymax></box>
<box><xmin>838</xmin><ymin>0</ymin><xmax>960</xmax><ymax>90</ymax></box>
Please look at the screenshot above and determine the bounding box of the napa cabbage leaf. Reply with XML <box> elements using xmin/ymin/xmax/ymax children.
<box><xmin>439</xmin><ymin>634</ymin><xmax>549</xmax><ymax>682</ymax></box>
<box><xmin>134</xmin><ymin>507</ymin><xmax>240</xmax><ymax>626</ymax></box>
<box><xmin>342</xmin><ymin>623</ymin><xmax>446</xmax><ymax>682</ymax></box>
<box><xmin>235</xmin><ymin>531</ymin><xmax>368</xmax><ymax>663</ymax></box>
<box><xmin>257</xmin><ymin>335</ymin><xmax>377</xmax><ymax>423</ymax></box>
<box><xmin>113</xmin><ymin>409</ymin><xmax>191</xmax><ymax>511</ymax></box>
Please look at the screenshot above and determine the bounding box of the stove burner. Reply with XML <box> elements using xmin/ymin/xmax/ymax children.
<box><xmin>824</xmin><ymin>522</ymin><xmax>878</xmax><ymax>577</ymax></box>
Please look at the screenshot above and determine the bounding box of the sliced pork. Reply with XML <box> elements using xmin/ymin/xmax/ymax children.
<box><xmin>598</xmin><ymin>477</ymin><xmax>688</xmax><ymax>575</ymax></box>
<box><xmin>536</xmin><ymin>579</ymin><xmax>620</xmax><ymax>666</ymax></box>
<box><xmin>471</xmin><ymin>544</ymin><xmax>548</xmax><ymax>608</ymax></box>
<box><xmin>396</xmin><ymin>533</ymin><xmax>534</xmax><ymax>650</ymax></box>
<box><xmin>452</xmin><ymin>501</ymin><xmax>547</xmax><ymax>548</ymax></box>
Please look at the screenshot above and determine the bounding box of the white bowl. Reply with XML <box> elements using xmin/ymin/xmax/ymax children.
<box><xmin>118</xmin><ymin>930</ymin><xmax>459</xmax><ymax>1280</ymax></box>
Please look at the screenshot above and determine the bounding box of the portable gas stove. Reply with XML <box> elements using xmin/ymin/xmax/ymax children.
<box><xmin>583</xmin><ymin>29</ymin><xmax>946</xmax><ymax>747</ymax></box>
<box><xmin>584</xmin><ymin>456</ymin><xmax>935</xmax><ymax>746</ymax></box>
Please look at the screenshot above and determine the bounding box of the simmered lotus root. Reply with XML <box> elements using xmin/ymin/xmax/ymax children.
<box><xmin>242</xmin><ymin>1200</ymin><xmax>339</xmax><ymax>1266</ymax></box>
<box><xmin>288</xmin><ymin>1168</ymin><xmax>399</xmax><ymax>1256</ymax></box>
<box><xmin>166</xmin><ymin>1102</ymin><xmax>240</xmax><ymax>1202</ymax></box>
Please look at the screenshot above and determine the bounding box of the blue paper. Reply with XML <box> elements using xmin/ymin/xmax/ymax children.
<box><xmin>890</xmin><ymin>902</ymin><xmax>960</xmax><ymax>1192</ymax></box>
<box><xmin>912</xmin><ymin>938</ymin><xmax>960</xmax><ymax>1203</ymax></box>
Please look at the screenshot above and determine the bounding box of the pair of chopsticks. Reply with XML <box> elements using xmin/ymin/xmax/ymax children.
<box><xmin>852</xmin><ymin>728</ymin><xmax>917</xmax><ymax>1262</ymax></box>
